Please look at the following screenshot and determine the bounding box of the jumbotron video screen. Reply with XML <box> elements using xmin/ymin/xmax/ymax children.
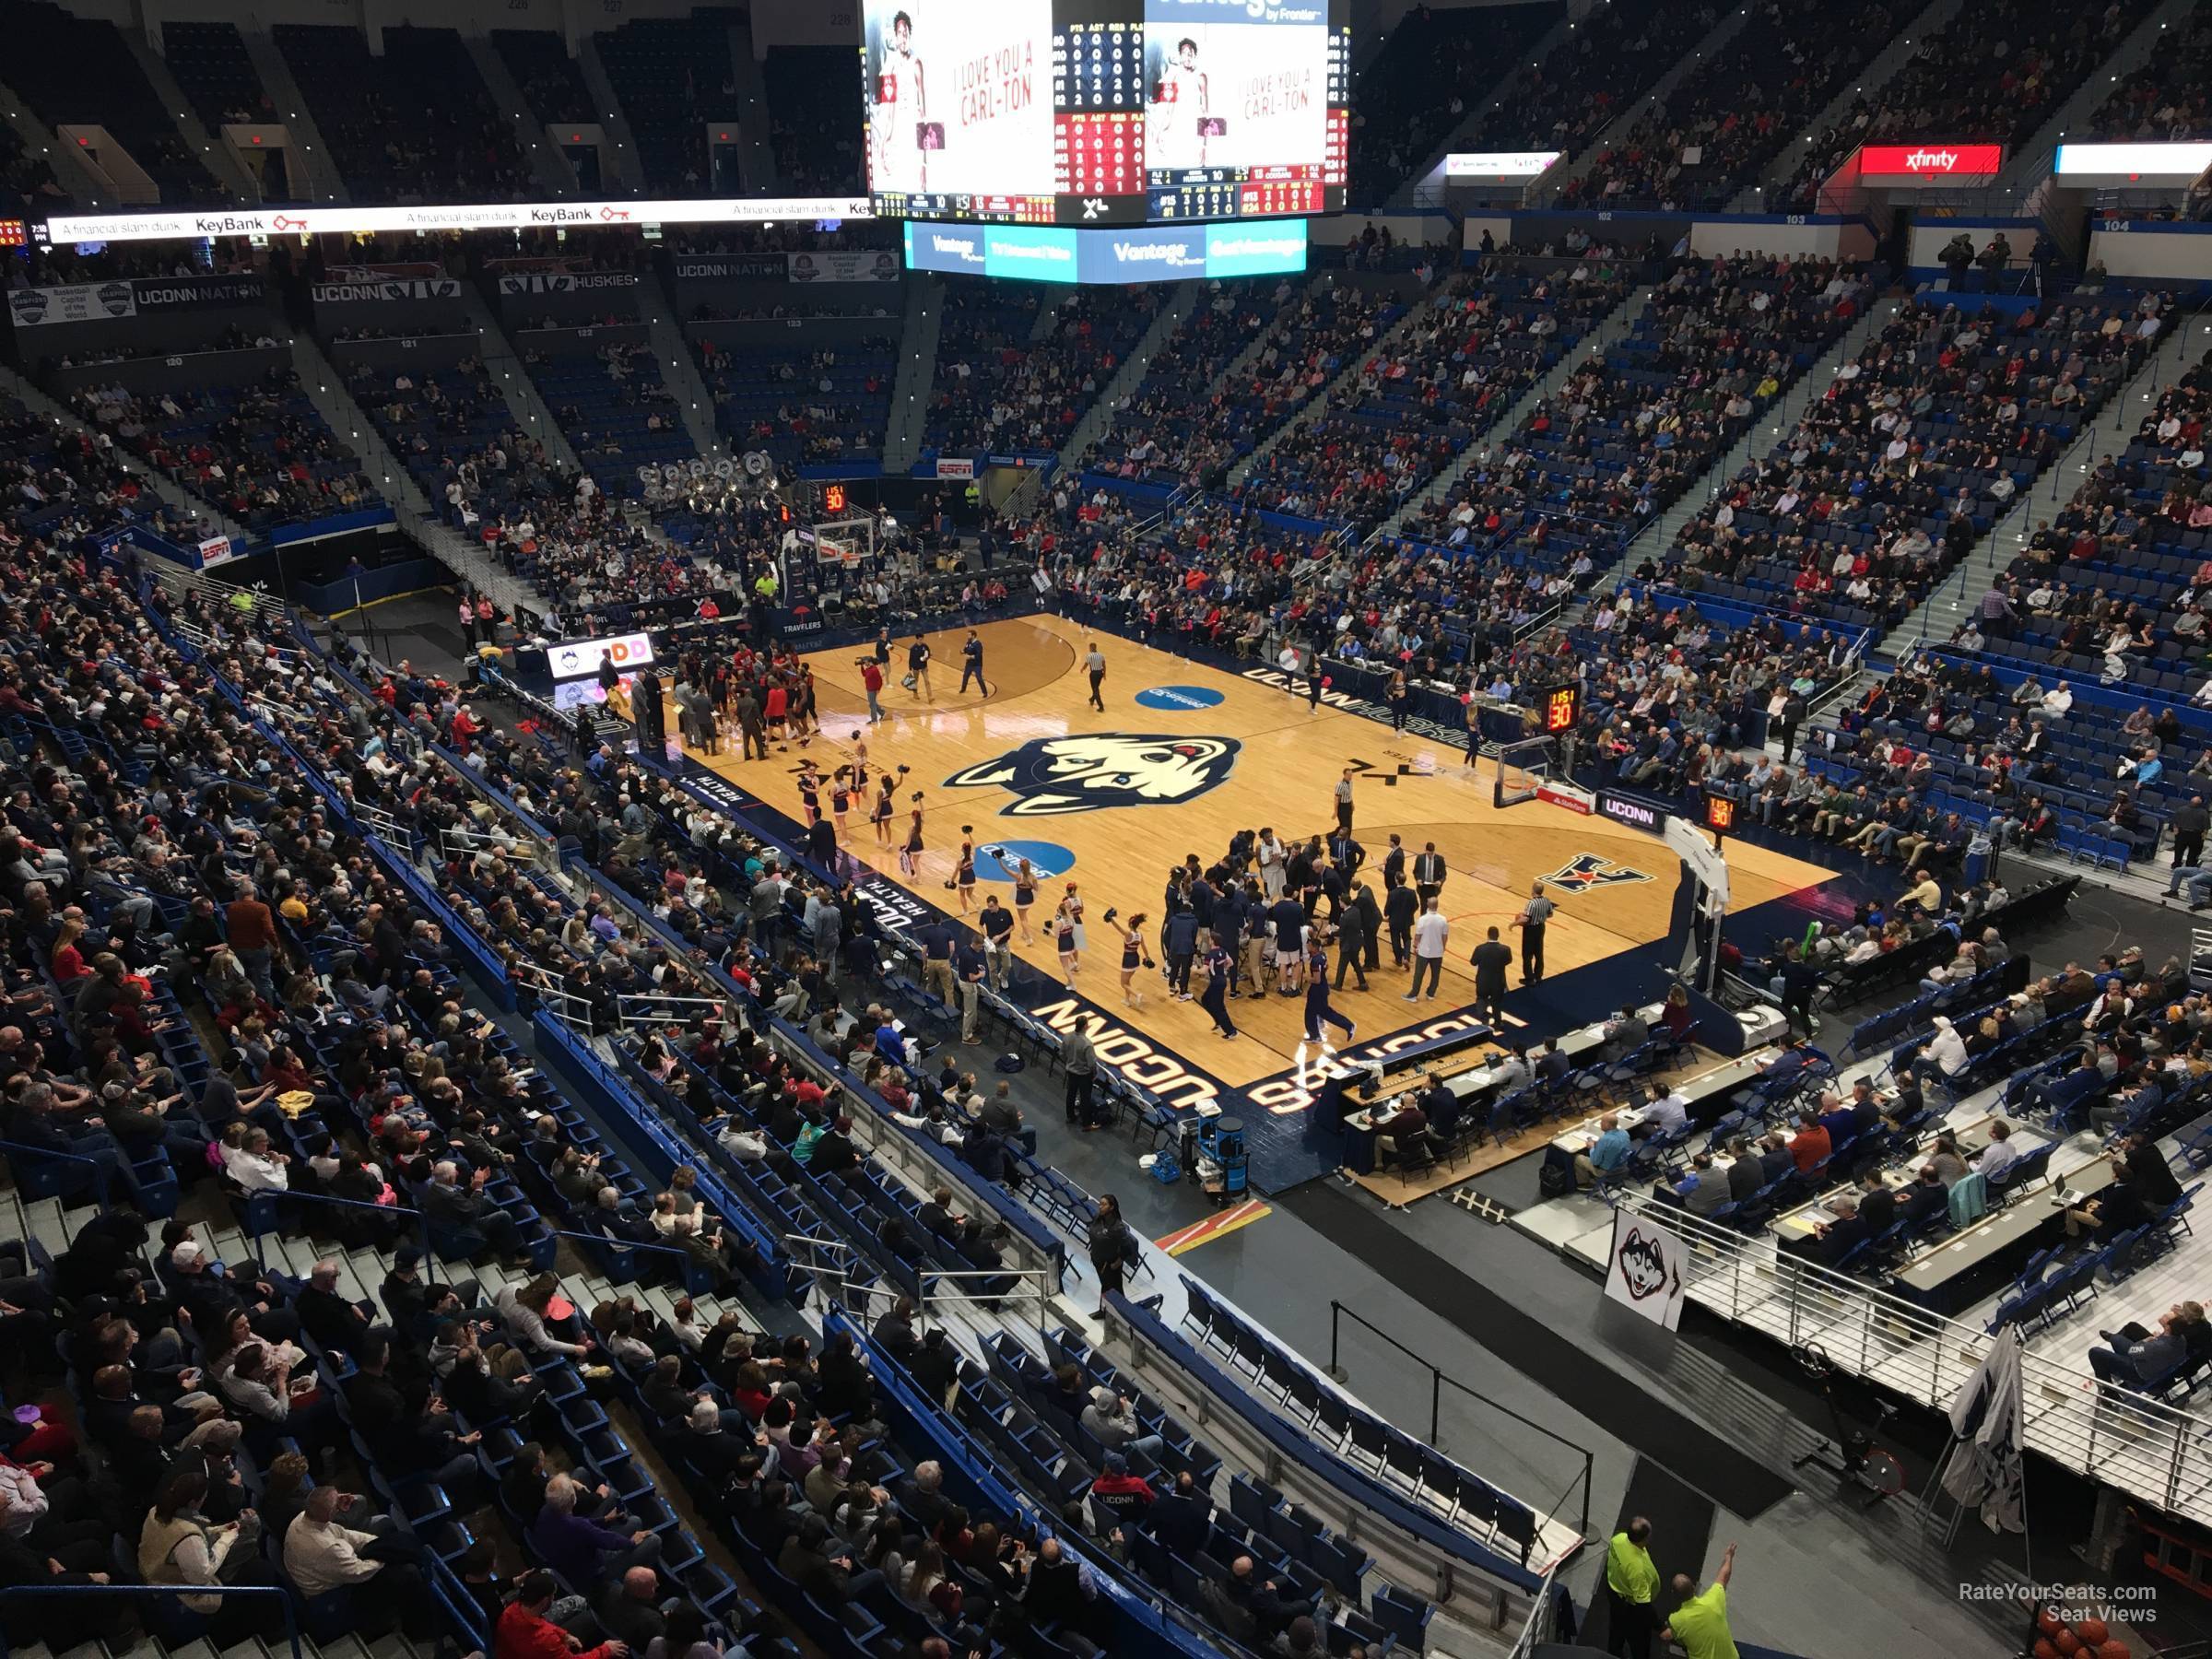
<box><xmin>861</xmin><ymin>0</ymin><xmax>1349</xmax><ymax>227</ymax></box>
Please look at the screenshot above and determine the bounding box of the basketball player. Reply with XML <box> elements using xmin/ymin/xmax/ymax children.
<box><xmin>1150</xmin><ymin>35</ymin><xmax>1208</xmax><ymax>175</ymax></box>
<box><xmin>874</xmin><ymin>9</ymin><xmax>927</xmax><ymax>194</ymax></box>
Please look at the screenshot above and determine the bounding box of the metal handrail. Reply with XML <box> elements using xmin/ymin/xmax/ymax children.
<box><xmin>1618</xmin><ymin>1188</ymin><xmax>2212</xmax><ymax>1524</ymax></box>
<box><xmin>1326</xmin><ymin>1300</ymin><xmax>1594</xmax><ymax>1538</ymax></box>
<box><xmin>0</xmin><ymin>1582</ymin><xmax>302</xmax><ymax>1659</ymax></box>
<box><xmin>0</xmin><ymin>1136</ymin><xmax>111</xmax><ymax>1206</ymax></box>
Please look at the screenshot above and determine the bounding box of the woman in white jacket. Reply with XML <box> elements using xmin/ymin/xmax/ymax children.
<box><xmin>492</xmin><ymin>1273</ymin><xmax>590</xmax><ymax>1358</ymax></box>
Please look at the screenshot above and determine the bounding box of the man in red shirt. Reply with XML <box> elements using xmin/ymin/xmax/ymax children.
<box><xmin>1790</xmin><ymin>1109</ymin><xmax>1832</xmax><ymax>1174</ymax></box>
<box><xmin>495</xmin><ymin>1571</ymin><xmax>628</xmax><ymax>1659</ymax></box>
<box><xmin>860</xmin><ymin>657</ymin><xmax>885</xmax><ymax>724</ymax></box>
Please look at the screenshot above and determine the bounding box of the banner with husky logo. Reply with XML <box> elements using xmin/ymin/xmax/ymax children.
<box><xmin>1604</xmin><ymin>1209</ymin><xmax>1687</xmax><ymax>1330</ymax></box>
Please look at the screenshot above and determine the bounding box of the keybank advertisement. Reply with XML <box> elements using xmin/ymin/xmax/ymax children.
<box><xmin>903</xmin><ymin>221</ymin><xmax>1304</xmax><ymax>283</ymax></box>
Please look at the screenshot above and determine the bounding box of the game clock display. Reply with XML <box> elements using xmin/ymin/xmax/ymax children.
<box><xmin>861</xmin><ymin>0</ymin><xmax>1348</xmax><ymax>228</ymax></box>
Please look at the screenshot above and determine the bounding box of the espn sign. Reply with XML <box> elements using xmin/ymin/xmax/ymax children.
<box><xmin>1857</xmin><ymin>143</ymin><xmax>2004</xmax><ymax>182</ymax></box>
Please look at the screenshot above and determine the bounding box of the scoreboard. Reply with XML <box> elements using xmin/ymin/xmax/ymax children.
<box><xmin>861</xmin><ymin>0</ymin><xmax>1348</xmax><ymax>228</ymax></box>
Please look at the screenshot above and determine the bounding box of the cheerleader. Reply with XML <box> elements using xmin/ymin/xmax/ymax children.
<box><xmin>830</xmin><ymin>768</ymin><xmax>853</xmax><ymax>838</ymax></box>
<box><xmin>900</xmin><ymin>794</ymin><xmax>925</xmax><ymax>878</ymax></box>
<box><xmin>1386</xmin><ymin>667</ymin><xmax>1410</xmax><ymax>734</ymax></box>
<box><xmin>1053</xmin><ymin>892</ymin><xmax>1082</xmax><ymax>983</ymax></box>
<box><xmin>797</xmin><ymin>764</ymin><xmax>822</xmax><ymax>826</ymax></box>
<box><xmin>1112</xmin><ymin>909</ymin><xmax>1153</xmax><ymax>1008</ymax></box>
<box><xmin>954</xmin><ymin>830</ymin><xmax>978</xmax><ymax>913</ymax></box>
<box><xmin>1012</xmin><ymin>856</ymin><xmax>1039</xmax><ymax>943</ymax></box>
<box><xmin>873</xmin><ymin>775</ymin><xmax>898</xmax><ymax>849</ymax></box>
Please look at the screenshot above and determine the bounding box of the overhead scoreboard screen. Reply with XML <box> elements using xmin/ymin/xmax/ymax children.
<box><xmin>861</xmin><ymin>0</ymin><xmax>1347</xmax><ymax>227</ymax></box>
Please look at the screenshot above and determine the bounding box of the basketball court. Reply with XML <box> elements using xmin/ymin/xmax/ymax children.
<box><xmin>673</xmin><ymin>615</ymin><xmax>1839</xmax><ymax>1133</ymax></box>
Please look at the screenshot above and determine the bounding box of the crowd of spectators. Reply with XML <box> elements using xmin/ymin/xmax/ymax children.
<box><xmin>765</xmin><ymin>46</ymin><xmax>867</xmax><ymax>196</ymax></box>
<box><xmin>1234</xmin><ymin>256</ymin><xmax>1632</xmax><ymax>526</ymax></box>
<box><xmin>2082</xmin><ymin>6</ymin><xmax>2212</xmax><ymax>139</ymax></box>
<box><xmin>1777</xmin><ymin>0</ymin><xmax>2155</xmax><ymax>209</ymax></box>
<box><xmin>694</xmin><ymin>335</ymin><xmax>894</xmax><ymax>467</ymax></box>
<box><xmin>1564</xmin><ymin>0</ymin><xmax>1900</xmax><ymax>209</ymax></box>
<box><xmin>1345</xmin><ymin>2</ymin><xmax>1559</xmax><ymax>205</ymax></box>
<box><xmin>276</xmin><ymin>23</ymin><xmax>533</xmax><ymax>204</ymax></box>
<box><xmin>13</xmin><ymin>0</ymin><xmax>226</xmax><ymax>205</ymax></box>
<box><xmin>68</xmin><ymin>371</ymin><xmax>374</xmax><ymax>534</ymax></box>
<box><xmin>1449</xmin><ymin>0</ymin><xmax>1717</xmax><ymax>174</ymax></box>
<box><xmin>1653</xmin><ymin>292</ymin><xmax>2169</xmax><ymax>633</ymax></box>
<box><xmin>925</xmin><ymin>288</ymin><xmax>1165</xmax><ymax>459</ymax></box>
<box><xmin>1391</xmin><ymin>255</ymin><xmax>1877</xmax><ymax>594</ymax></box>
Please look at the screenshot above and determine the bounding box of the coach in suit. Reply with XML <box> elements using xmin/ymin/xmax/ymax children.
<box><xmin>1469</xmin><ymin>927</ymin><xmax>1513</xmax><ymax>1026</ymax></box>
<box><xmin>1383</xmin><ymin>880</ymin><xmax>1418</xmax><ymax>968</ymax></box>
<box><xmin>1334</xmin><ymin>885</ymin><xmax>1375</xmax><ymax>990</ymax></box>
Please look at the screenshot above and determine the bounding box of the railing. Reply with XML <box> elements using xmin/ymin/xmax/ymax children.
<box><xmin>0</xmin><ymin>1582</ymin><xmax>302</xmax><ymax>1659</ymax></box>
<box><xmin>1325</xmin><ymin>1300</ymin><xmax>1594</xmax><ymax>1538</ymax></box>
<box><xmin>1617</xmin><ymin>1189</ymin><xmax>2212</xmax><ymax>1524</ymax></box>
<box><xmin>784</xmin><ymin>1231</ymin><xmax>1055</xmax><ymax>1331</ymax></box>
<box><xmin>1505</xmin><ymin>1558</ymin><xmax>1573</xmax><ymax>1659</ymax></box>
<box><xmin>0</xmin><ymin>1136</ymin><xmax>111</xmax><ymax>1206</ymax></box>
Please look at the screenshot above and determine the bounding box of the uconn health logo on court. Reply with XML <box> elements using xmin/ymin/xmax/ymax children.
<box><xmin>945</xmin><ymin>734</ymin><xmax>1241</xmax><ymax>817</ymax></box>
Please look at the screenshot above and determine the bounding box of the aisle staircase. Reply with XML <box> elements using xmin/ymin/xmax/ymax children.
<box><xmin>1577</xmin><ymin>296</ymin><xmax>1903</xmax><ymax>601</ymax></box>
<box><xmin>1380</xmin><ymin>281</ymin><xmax>1654</xmax><ymax>537</ymax></box>
<box><xmin>1532</xmin><ymin>4</ymin><xmax>1754</xmax><ymax>206</ymax></box>
<box><xmin>241</xmin><ymin>29</ymin><xmax>348</xmax><ymax>203</ymax></box>
<box><xmin>288</xmin><ymin>333</ymin><xmax>539</xmax><ymax>617</ymax></box>
<box><xmin>879</xmin><ymin>274</ymin><xmax>945</xmax><ymax>476</ymax></box>
<box><xmin>1055</xmin><ymin>282</ymin><xmax>1200</xmax><ymax>473</ymax></box>
<box><xmin>467</xmin><ymin>34</ymin><xmax>578</xmax><ymax>196</ymax></box>
<box><xmin>1883</xmin><ymin>309</ymin><xmax>2208</xmax><ymax>658</ymax></box>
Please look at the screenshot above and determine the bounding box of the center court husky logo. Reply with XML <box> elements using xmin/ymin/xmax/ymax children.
<box><xmin>945</xmin><ymin>735</ymin><xmax>1241</xmax><ymax>817</ymax></box>
<box><xmin>1543</xmin><ymin>852</ymin><xmax>1653</xmax><ymax>893</ymax></box>
<box><xmin>1616</xmin><ymin>1226</ymin><xmax>1670</xmax><ymax>1300</ymax></box>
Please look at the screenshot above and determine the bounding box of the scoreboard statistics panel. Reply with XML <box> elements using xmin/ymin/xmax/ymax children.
<box><xmin>861</xmin><ymin>0</ymin><xmax>1347</xmax><ymax>228</ymax></box>
<box><xmin>1143</xmin><ymin>0</ymin><xmax>1348</xmax><ymax>224</ymax></box>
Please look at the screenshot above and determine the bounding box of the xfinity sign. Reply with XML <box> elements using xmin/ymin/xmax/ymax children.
<box><xmin>1856</xmin><ymin>143</ymin><xmax>2004</xmax><ymax>182</ymax></box>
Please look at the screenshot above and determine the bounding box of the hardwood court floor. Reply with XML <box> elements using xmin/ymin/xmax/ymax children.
<box><xmin>687</xmin><ymin>615</ymin><xmax>1833</xmax><ymax>1088</ymax></box>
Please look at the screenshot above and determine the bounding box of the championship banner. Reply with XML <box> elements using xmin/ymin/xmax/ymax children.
<box><xmin>1603</xmin><ymin>1208</ymin><xmax>1688</xmax><ymax>1331</ymax></box>
<box><xmin>7</xmin><ymin>281</ymin><xmax>136</xmax><ymax>327</ymax></box>
<box><xmin>497</xmin><ymin>271</ymin><xmax>641</xmax><ymax>294</ymax></box>
<box><xmin>786</xmin><ymin>248</ymin><xmax>901</xmax><ymax>283</ymax></box>
<box><xmin>130</xmin><ymin>274</ymin><xmax>265</xmax><ymax>310</ymax></box>
<box><xmin>310</xmin><ymin>278</ymin><xmax>463</xmax><ymax>303</ymax></box>
<box><xmin>674</xmin><ymin>255</ymin><xmax>788</xmax><ymax>281</ymax></box>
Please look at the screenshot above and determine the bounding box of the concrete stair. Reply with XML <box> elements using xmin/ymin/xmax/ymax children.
<box><xmin>1534</xmin><ymin>3</ymin><xmax>1754</xmax><ymax>206</ymax></box>
<box><xmin>1056</xmin><ymin>282</ymin><xmax>1198</xmax><ymax>474</ymax></box>
<box><xmin>1579</xmin><ymin>296</ymin><xmax>1903</xmax><ymax>601</ymax></box>
<box><xmin>1992</xmin><ymin>0</ymin><xmax>2194</xmax><ymax>200</ymax></box>
<box><xmin>241</xmin><ymin>29</ymin><xmax>348</xmax><ymax>203</ymax></box>
<box><xmin>1383</xmin><ymin>16</ymin><xmax>1572</xmax><ymax>209</ymax></box>
<box><xmin>1381</xmin><ymin>281</ymin><xmax>1655</xmax><ymax>538</ymax></box>
<box><xmin>467</xmin><ymin>34</ymin><xmax>578</xmax><ymax>196</ymax></box>
<box><xmin>636</xmin><ymin>276</ymin><xmax>725</xmax><ymax>463</ymax></box>
<box><xmin>880</xmin><ymin>273</ymin><xmax>945</xmax><ymax>475</ymax></box>
<box><xmin>724</xmin><ymin>24</ymin><xmax>781</xmax><ymax>193</ymax></box>
<box><xmin>1226</xmin><ymin>297</ymin><xmax>1430</xmax><ymax>489</ymax></box>
<box><xmin>288</xmin><ymin>332</ymin><xmax>539</xmax><ymax>618</ymax></box>
<box><xmin>576</xmin><ymin>35</ymin><xmax>651</xmax><ymax>195</ymax></box>
<box><xmin>458</xmin><ymin>280</ymin><xmax>584</xmax><ymax>473</ymax></box>
<box><xmin>0</xmin><ymin>362</ymin><xmax>253</xmax><ymax>548</ymax></box>
<box><xmin>1883</xmin><ymin>309</ymin><xmax>2209</xmax><ymax>657</ymax></box>
<box><xmin>1729</xmin><ymin>0</ymin><xmax>1964</xmax><ymax>209</ymax></box>
<box><xmin>128</xmin><ymin>36</ymin><xmax>257</xmax><ymax>203</ymax></box>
